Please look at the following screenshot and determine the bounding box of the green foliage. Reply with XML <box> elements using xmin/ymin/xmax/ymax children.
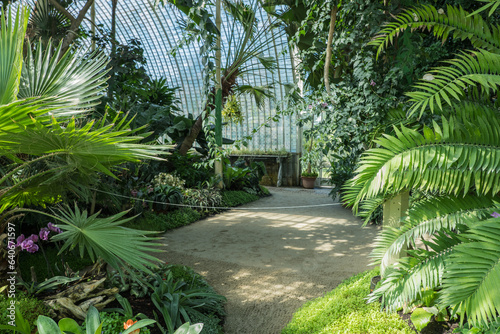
<box><xmin>221</xmin><ymin>190</ymin><xmax>260</xmax><ymax>207</ymax></box>
<box><xmin>224</xmin><ymin>160</ymin><xmax>267</xmax><ymax>195</ymax></box>
<box><xmin>19</xmin><ymin>246</ymin><xmax>94</xmax><ymax>282</ymax></box>
<box><xmin>108</xmin><ymin>263</ymin><xmax>224</xmax><ymax>334</ymax></box>
<box><xmin>49</xmin><ymin>205</ymin><xmax>163</xmax><ymax>275</ymax></box>
<box><xmin>411</xmin><ymin>308</ymin><xmax>434</xmax><ymax>331</ymax></box>
<box><xmin>344</xmin><ymin>0</ymin><xmax>500</xmax><ymax>327</ymax></box>
<box><xmin>91</xmin><ymin>312</ymin><xmax>151</xmax><ymax>334</ymax></box>
<box><xmin>281</xmin><ymin>269</ymin><xmax>414</xmax><ymax>334</ymax></box>
<box><xmin>0</xmin><ymin>292</ymin><xmax>50</xmax><ymax>333</ymax></box>
<box><xmin>17</xmin><ymin>275</ymin><xmax>80</xmax><ymax>296</ymax></box>
<box><xmin>454</xmin><ymin>319</ymin><xmax>500</xmax><ymax>333</ymax></box>
<box><xmin>222</xmin><ymin>95</ymin><xmax>243</xmax><ymax>124</ymax></box>
<box><xmin>125</xmin><ymin>209</ymin><xmax>202</xmax><ymax>233</ymax></box>
<box><xmin>151</xmin><ymin>271</ymin><xmax>226</xmax><ymax>334</ymax></box>
<box><xmin>183</xmin><ymin>189</ymin><xmax>224</xmax><ymax>211</ymax></box>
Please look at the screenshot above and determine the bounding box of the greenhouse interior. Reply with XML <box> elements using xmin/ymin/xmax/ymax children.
<box><xmin>1</xmin><ymin>0</ymin><xmax>500</xmax><ymax>333</ymax></box>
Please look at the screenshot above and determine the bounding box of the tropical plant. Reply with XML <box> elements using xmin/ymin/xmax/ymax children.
<box><xmin>343</xmin><ymin>0</ymin><xmax>500</xmax><ymax>328</ymax></box>
<box><xmin>0</xmin><ymin>305</ymin><xmax>155</xmax><ymax>334</ymax></box>
<box><xmin>162</xmin><ymin>0</ymin><xmax>283</xmax><ymax>155</ymax></box>
<box><xmin>0</xmin><ymin>5</ymin><xmax>170</xmax><ymax>278</ymax></box>
<box><xmin>151</xmin><ymin>272</ymin><xmax>225</xmax><ymax>334</ymax></box>
<box><xmin>16</xmin><ymin>275</ymin><xmax>80</xmax><ymax>296</ymax></box>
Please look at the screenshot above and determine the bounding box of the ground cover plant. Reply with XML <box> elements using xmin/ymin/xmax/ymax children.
<box><xmin>282</xmin><ymin>269</ymin><xmax>414</xmax><ymax>334</ymax></box>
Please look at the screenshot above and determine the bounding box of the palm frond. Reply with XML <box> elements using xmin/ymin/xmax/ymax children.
<box><xmin>440</xmin><ymin>219</ymin><xmax>500</xmax><ymax>326</ymax></box>
<box><xmin>369</xmin><ymin>5</ymin><xmax>500</xmax><ymax>58</ymax></box>
<box><xmin>19</xmin><ymin>39</ymin><xmax>109</xmax><ymax>117</ymax></box>
<box><xmin>29</xmin><ymin>0</ymin><xmax>70</xmax><ymax>44</ymax></box>
<box><xmin>371</xmin><ymin>195</ymin><xmax>500</xmax><ymax>272</ymax></box>
<box><xmin>369</xmin><ymin>231</ymin><xmax>462</xmax><ymax>312</ymax></box>
<box><xmin>0</xmin><ymin>6</ymin><xmax>29</xmax><ymax>105</ymax></box>
<box><xmin>343</xmin><ymin>102</ymin><xmax>500</xmax><ymax>212</ymax></box>
<box><xmin>49</xmin><ymin>205</ymin><xmax>163</xmax><ymax>274</ymax></box>
<box><xmin>469</xmin><ymin>0</ymin><xmax>500</xmax><ymax>17</ymax></box>
<box><xmin>0</xmin><ymin>117</ymin><xmax>170</xmax><ymax>212</ymax></box>
<box><xmin>407</xmin><ymin>49</ymin><xmax>500</xmax><ymax>116</ymax></box>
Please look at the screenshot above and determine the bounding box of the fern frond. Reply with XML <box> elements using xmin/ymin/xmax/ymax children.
<box><xmin>407</xmin><ymin>49</ymin><xmax>500</xmax><ymax>116</ymax></box>
<box><xmin>370</xmin><ymin>5</ymin><xmax>500</xmax><ymax>59</ymax></box>
<box><xmin>371</xmin><ymin>195</ymin><xmax>500</xmax><ymax>272</ymax></box>
<box><xmin>440</xmin><ymin>219</ymin><xmax>500</xmax><ymax>326</ymax></box>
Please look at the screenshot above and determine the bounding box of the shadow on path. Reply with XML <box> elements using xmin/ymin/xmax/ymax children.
<box><xmin>158</xmin><ymin>187</ymin><xmax>378</xmax><ymax>334</ymax></box>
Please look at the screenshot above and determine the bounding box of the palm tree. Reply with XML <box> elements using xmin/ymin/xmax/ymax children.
<box><xmin>162</xmin><ymin>0</ymin><xmax>282</xmax><ymax>155</ymax></box>
<box><xmin>0</xmin><ymin>5</ymin><xmax>168</xmax><ymax>275</ymax></box>
<box><xmin>343</xmin><ymin>1</ymin><xmax>500</xmax><ymax>327</ymax></box>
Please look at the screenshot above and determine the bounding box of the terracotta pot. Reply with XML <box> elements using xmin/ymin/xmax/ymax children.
<box><xmin>301</xmin><ymin>176</ymin><xmax>317</xmax><ymax>189</ymax></box>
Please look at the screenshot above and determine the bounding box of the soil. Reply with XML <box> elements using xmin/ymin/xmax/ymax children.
<box><xmin>156</xmin><ymin>187</ymin><xmax>379</xmax><ymax>334</ymax></box>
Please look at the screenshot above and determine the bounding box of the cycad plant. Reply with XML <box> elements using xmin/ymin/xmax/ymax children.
<box><xmin>343</xmin><ymin>0</ymin><xmax>500</xmax><ymax>327</ymax></box>
<box><xmin>0</xmin><ymin>6</ymin><xmax>168</xmax><ymax>274</ymax></box>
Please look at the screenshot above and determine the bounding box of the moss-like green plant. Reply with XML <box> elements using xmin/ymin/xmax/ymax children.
<box><xmin>0</xmin><ymin>292</ymin><xmax>51</xmax><ymax>333</ymax></box>
<box><xmin>282</xmin><ymin>269</ymin><xmax>414</xmax><ymax>334</ymax></box>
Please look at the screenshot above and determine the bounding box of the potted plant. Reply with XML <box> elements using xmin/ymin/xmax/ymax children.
<box><xmin>300</xmin><ymin>141</ymin><xmax>322</xmax><ymax>189</ymax></box>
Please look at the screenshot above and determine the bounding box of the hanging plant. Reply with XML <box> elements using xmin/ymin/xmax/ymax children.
<box><xmin>222</xmin><ymin>95</ymin><xmax>243</xmax><ymax>124</ymax></box>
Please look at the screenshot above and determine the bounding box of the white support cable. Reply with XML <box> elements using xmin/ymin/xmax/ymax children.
<box><xmin>91</xmin><ymin>189</ymin><xmax>342</xmax><ymax>210</ymax></box>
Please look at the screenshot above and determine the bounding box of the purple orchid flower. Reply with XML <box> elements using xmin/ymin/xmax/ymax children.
<box><xmin>47</xmin><ymin>222</ymin><xmax>62</xmax><ymax>234</ymax></box>
<box><xmin>26</xmin><ymin>234</ymin><xmax>38</xmax><ymax>243</ymax></box>
<box><xmin>20</xmin><ymin>239</ymin><xmax>39</xmax><ymax>253</ymax></box>
<box><xmin>491</xmin><ymin>212</ymin><xmax>500</xmax><ymax>218</ymax></box>
<box><xmin>39</xmin><ymin>227</ymin><xmax>50</xmax><ymax>241</ymax></box>
<box><xmin>16</xmin><ymin>234</ymin><xmax>26</xmax><ymax>247</ymax></box>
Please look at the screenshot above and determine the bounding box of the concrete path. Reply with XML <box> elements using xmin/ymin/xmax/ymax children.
<box><xmin>159</xmin><ymin>187</ymin><xmax>378</xmax><ymax>334</ymax></box>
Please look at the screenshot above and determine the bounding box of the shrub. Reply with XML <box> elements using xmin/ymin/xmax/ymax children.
<box><xmin>183</xmin><ymin>189</ymin><xmax>224</xmax><ymax>212</ymax></box>
<box><xmin>0</xmin><ymin>292</ymin><xmax>51</xmax><ymax>332</ymax></box>
<box><xmin>282</xmin><ymin>269</ymin><xmax>414</xmax><ymax>334</ymax></box>
<box><xmin>125</xmin><ymin>209</ymin><xmax>201</xmax><ymax>233</ymax></box>
<box><xmin>221</xmin><ymin>190</ymin><xmax>259</xmax><ymax>207</ymax></box>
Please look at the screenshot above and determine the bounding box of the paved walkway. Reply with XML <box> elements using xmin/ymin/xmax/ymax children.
<box><xmin>159</xmin><ymin>187</ymin><xmax>378</xmax><ymax>334</ymax></box>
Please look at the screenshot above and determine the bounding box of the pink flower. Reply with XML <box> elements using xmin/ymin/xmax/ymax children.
<box><xmin>26</xmin><ymin>234</ymin><xmax>38</xmax><ymax>243</ymax></box>
<box><xmin>47</xmin><ymin>222</ymin><xmax>62</xmax><ymax>234</ymax></box>
<box><xmin>491</xmin><ymin>212</ymin><xmax>500</xmax><ymax>218</ymax></box>
<box><xmin>39</xmin><ymin>228</ymin><xmax>50</xmax><ymax>241</ymax></box>
<box><xmin>16</xmin><ymin>234</ymin><xmax>25</xmax><ymax>247</ymax></box>
<box><xmin>370</xmin><ymin>79</ymin><xmax>376</xmax><ymax>86</ymax></box>
<box><xmin>20</xmin><ymin>240</ymin><xmax>39</xmax><ymax>253</ymax></box>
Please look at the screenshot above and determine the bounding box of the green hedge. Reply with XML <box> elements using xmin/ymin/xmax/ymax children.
<box><xmin>221</xmin><ymin>190</ymin><xmax>260</xmax><ymax>207</ymax></box>
<box><xmin>282</xmin><ymin>269</ymin><xmax>414</xmax><ymax>334</ymax></box>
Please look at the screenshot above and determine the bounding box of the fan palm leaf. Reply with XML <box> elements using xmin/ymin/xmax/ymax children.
<box><xmin>0</xmin><ymin>6</ymin><xmax>29</xmax><ymax>105</ymax></box>
<box><xmin>48</xmin><ymin>205</ymin><xmax>163</xmax><ymax>274</ymax></box>
<box><xmin>0</xmin><ymin>116</ymin><xmax>168</xmax><ymax>212</ymax></box>
<box><xmin>19</xmin><ymin>39</ymin><xmax>109</xmax><ymax>117</ymax></box>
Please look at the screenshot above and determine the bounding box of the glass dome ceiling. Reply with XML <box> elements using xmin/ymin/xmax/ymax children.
<box><xmin>19</xmin><ymin>0</ymin><xmax>300</xmax><ymax>152</ymax></box>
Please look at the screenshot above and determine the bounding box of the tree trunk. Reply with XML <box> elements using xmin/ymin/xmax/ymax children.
<box><xmin>108</xmin><ymin>0</ymin><xmax>118</xmax><ymax>100</ymax></box>
<box><xmin>178</xmin><ymin>114</ymin><xmax>204</xmax><ymax>156</ymax></box>
<box><xmin>324</xmin><ymin>3</ymin><xmax>338</xmax><ymax>94</ymax></box>
<box><xmin>49</xmin><ymin>0</ymin><xmax>94</xmax><ymax>55</ymax></box>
